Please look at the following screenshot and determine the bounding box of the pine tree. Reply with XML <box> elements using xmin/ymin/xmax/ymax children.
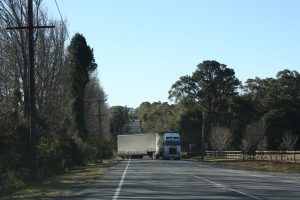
<box><xmin>66</xmin><ymin>33</ymin><xmax>97</xmax><ymax>141</ymax></box>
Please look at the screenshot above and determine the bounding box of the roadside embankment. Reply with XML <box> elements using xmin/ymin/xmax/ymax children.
<box><xmin>1</xmin><ymin>159</ymin><xmax>120</xmax><ymax>200</ymax></box>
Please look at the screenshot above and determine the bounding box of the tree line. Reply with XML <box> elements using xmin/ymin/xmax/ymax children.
<box><xmin>111</xmin><ymin>60</ymin><xmax>300</xmax><ymax>154</ymax></box>
<box><xmin>0</xmin><ymin>0</ymin><xmax>113</xmax><ymax>188</ymax></box>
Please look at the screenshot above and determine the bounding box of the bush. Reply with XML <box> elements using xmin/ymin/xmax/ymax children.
<box><xmin>102</xmin><ymin>138</ymin><xmax>115</xmax><ymax>159</ymax></box>
<box><xmin>37</xmin><ymin>136</ymin><xmax>64</xmax><ymax>174</ymax></box>
<box><xmin>0</xmin><ymin>173</ymin><xmax>25</xmax><ymax>190</ymax></box>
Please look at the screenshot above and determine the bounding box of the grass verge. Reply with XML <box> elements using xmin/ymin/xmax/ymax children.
<box><xmin>1</xmin><ymin>159</ymin><xmax>120</xmax><ymax>200</ymax></box>
<box><xmin>204</xmin><ymin>157</ymin><xmax>300</xmax><ymax>173</ymax></box>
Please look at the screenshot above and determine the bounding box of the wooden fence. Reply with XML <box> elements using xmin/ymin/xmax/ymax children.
<box><xmin>206</xmin><ymin>150</ymin><xmax>300</xmax><ymax>163</ymax></box>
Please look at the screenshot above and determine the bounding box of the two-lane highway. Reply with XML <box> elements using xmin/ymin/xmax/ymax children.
<box><xmin>61</xmin><ymin>159</ymin><xmax>300</xmax><ymax>199</ymax></box>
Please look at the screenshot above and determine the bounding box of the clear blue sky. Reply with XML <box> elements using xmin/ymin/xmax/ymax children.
<box><xmin>44</xmin><ymin>0</ymin><xmax>300</xmax><ymax>108</ymax></box>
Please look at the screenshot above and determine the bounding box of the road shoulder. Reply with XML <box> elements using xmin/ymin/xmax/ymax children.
<box><xmin>1</xmin><ymin>159</ymin><xmax>120</xmax><ymax>200</ymax></box>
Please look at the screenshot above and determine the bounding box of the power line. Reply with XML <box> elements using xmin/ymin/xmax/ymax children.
<box><xmin>54</xmin><ymin>0</ymin><xmax>70</xmax><ymax>39</ymax></box>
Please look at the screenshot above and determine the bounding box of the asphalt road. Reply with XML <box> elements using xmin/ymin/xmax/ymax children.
<box><xmin>59</xmin><ymin>159</ymin><xmax>300</xmax><ymax>200</ymax></box>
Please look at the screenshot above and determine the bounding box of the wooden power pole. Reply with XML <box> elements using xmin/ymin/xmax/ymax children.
<box><xmin>7</xmin><ymin>0</ymin><xmax>54</xmax><ymax>179</ymax></box>
<box><xmin>201</xmin><ymin>111</ymin><xmax>206</xmax><ymax>162</ymax></box>
<box><xmin>28</xmin><ymin>0</ymin><xmax>37</xmax><ymax>180</ymax></box>
<box><xmin>91</xmin><ymin>99</ymin><xmax>107</xmax><ymax>163</ymax></box>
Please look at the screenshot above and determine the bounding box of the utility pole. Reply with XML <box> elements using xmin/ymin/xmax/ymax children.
<box><xmin>28</xmin><ymin>0</ymin><xmax>37</xmax><ymax>180</ymax></box>
<box><xmin>7</xmin><ymin>0</ymin><xmax>54</xmax><ymax>179</ymax></box>
<box><xmin>87</xmin><ymin>99</ymin><xmax>107</xmax><ymax>163</ymax></box>
<box><xmin>97</xmin><ymin>99</ymin><xmax>106</xmax><ymax>163</ymax></box>
<box><xmin>201</xmin><ymin>111</ymin><xmax>206</xmax><ymax>162</ymax></box>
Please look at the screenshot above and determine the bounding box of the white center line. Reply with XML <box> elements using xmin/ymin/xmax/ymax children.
<box><xmin>112</xmin><ymin>159</ymin><xmax>131</xmax><ymax>200</ymax></box>
<box><xmin>192</xmin><ymin>175</ymin><xmax>262</xmax><ymax>200</ymax></box>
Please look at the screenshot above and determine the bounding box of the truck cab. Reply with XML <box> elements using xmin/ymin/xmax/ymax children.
<box><xmin>156</xmin><ymin>132</ymin><xmax>181</xmax><ymax>160</ymax></box>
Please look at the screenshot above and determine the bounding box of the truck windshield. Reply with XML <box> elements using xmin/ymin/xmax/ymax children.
<box><xmin>165</xmin><ymin>140</ymin><xmax>181</xmax><ymax>146</ymax></box>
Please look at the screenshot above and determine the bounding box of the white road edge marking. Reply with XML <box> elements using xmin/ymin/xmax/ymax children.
<box><xmin>192</xmin><ymin>175</ymin><xmax>262</xmax><ymax>200</ymax></box>
<box><xmin>112</xmin><ymin>159</ymin><xmax>131</xmax><ymax>200</ymax></box>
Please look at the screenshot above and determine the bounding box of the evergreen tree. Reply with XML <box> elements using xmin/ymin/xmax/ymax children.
<box><xmin>169</xmin><ymin>60</ymin><xmax>240</xmax><ymax>113</ymax></box>
<box><xmin>65</xmin><ymin>33</ymin><xmax>97</xmax><ymax>141</ymax></box>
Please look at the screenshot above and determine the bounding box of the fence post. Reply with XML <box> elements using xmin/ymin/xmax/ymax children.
<box><xmin>294</xmin><ymin>151</ymin><xmax>296</xmax><ymax>163</ymax></box>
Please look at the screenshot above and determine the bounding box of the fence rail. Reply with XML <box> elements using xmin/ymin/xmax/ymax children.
<box><xmin>206</xmin><ymin>150</ymin><xmax>300</xmax><ymax>163</ymax></box>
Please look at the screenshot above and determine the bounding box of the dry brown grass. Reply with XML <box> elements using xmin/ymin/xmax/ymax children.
<box><xmin>1</xmin><ymin>159</ymin><xmax>120</xmax><ymax>200</ymax></box>
<box><xmin>204</xmin><ymin>157</ymin><xmax>300</xmax><ymax>173</ymax></box>
<box><xmin>219</xmin><ymin>161</ymin><xmax>300</xmax><ymax>173</ymax></box>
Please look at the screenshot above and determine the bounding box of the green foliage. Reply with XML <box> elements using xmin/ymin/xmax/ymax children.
<box><xmin>134</xmin><ymin>101</ymin><xmax>204</xmax><ymax>152</ymax></box>
<box><xmin>0</xmin><ymin>174</ymin><xmax>25</xmax><ymax>190</ymax></box>
<box><xmin>168</xmin><ymin>62</ymin><xmax>300</xmax><ymax>151</ymax></box>
<box><xmin>0</xmin><ymin>1</ymin><xmax>114</xmax><ymax>188</ymax></box>
<box><xmin>65</xmin><ymin>33</ymin><xmax>97</xmax><ymax>141</ymax></box>
<box><xmin>102</xmin><ymin>138</ymin><xmax>115</xmax><ymax>159</ymax></box>
<box><xmin>135</xmin><ymin>102</ymin><xmax>180</xmax><ymax>133</ymax></box>
<box><xmin>176</xmin><ymin>104</ymin><xmax>203</xmax><ymax>152</ymax></box>
<box><xmin>37</xmin><ymin>136</ymin><xmax>64</xmax><ymax>173</ymax></box>
<box><xmin>68</xmin><ymin>132</ymin><xmax>88</xmax><ymax>165</ymax></box>
<box><xmin>0</xmin><ymin>119</ymin><xmax>30</xmax><ymax>174</ymax></box>
<box><xmin>228</xmin><ymin>96</ymin><xmax>258</xmax><ymax>148</ymax></box>
<box><xmin>169</xmin><ymin>60</ymin><xmax>240</xmax><ymax>112</ymax></box>
<box><xmin>168</xmin><ymin>60</ymin><xmax>241</xmax><ymax>151</ymax></box>
<box><xmin>0</xmin><ymin>118</ymin><xmax>29</xmax><ymax>191</ymax></box>
<box><xmin>243</xmin><ymin>69</ymin><xmax>300</xmax><ymax>149</ymax></box>
<box><xmin>109</xmin><ymin>106</ymin><xmax>130</xmax><ymax>136</ymax></box>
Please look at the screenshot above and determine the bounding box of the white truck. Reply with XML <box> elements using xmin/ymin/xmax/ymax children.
<box><xmin>155</xmin><ymin>132</ymin><xmax>181</xmax><ymax>160</ymax></box>
<box><xmin>117</xmin><ymin>132</ymin><xmax>181</xmax><ymax>159</ymax></box>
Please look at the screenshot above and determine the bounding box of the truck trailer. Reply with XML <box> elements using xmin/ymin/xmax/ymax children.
<box><xmin>117</xmin><ymin>132</ymin><xmax>181</xmax><ymax>159</ymax></box>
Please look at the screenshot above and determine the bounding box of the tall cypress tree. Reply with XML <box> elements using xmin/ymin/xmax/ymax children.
<box><xmin>66</xmin><ymin>33</ymin><xmax>97</xmax><ymax>141</ymax></box>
